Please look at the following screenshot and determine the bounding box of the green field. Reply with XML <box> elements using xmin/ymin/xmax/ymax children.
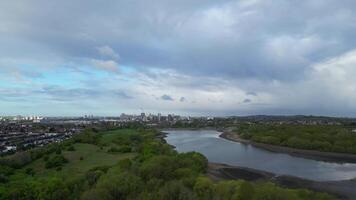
<box><xmin>4</xmin><ymin>129</ymin><xmax>137</xmax><ymax>184</ymax></box>
<box><xmin>25</xmin><ymin>143</ymin><xmax>135</xmax><ymax>179</ymax></box>
<box><xmin>100</xmin><ymin>128</ymin><xmax>138</xmax><ymax>145</ymax></box>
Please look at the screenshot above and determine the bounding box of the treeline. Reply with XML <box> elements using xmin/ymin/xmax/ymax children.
<box><xmin>0</xmin><ymin>128</ymin><xmax>334</xmax><ymax>199</ymax></box>
<box><xmin>238</xmin><ymin>124</ymin><xmax>356</xmax><ymax>154</ymax></box>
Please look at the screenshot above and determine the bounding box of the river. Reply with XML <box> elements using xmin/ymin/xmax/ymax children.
<box><xmin>164</xmin><ymin>130</ymin><xmax>356</xmax><ymax>181</ymax></box>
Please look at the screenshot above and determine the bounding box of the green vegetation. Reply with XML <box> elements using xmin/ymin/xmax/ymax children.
<box><xmin>0</xmin><ymin>127</ymin><xmax>334</xmax><ymax>199</ymax></box>
<box><xmin>238</xmin><ymin>124</ymin><xmax>356</xmax><ymax>154</ymax></box>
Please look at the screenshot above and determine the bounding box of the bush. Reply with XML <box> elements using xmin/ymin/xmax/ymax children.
<box><xmin>73</xmin><ymin>129</ymin><xmax>101</xmax><ymax>145</ymax></box>
<box><xmin>107</xmin><ymin>147</ymin><xmax>120</xmax><ymax>153</ymax></box>
<box><xmin>235</xmin><ymin>181</ymin><xmax>254</xmax><ymax>200</ymax></box>
<box><xmin>0</xmin><ymin>165</ymin><xmax>14</xmax><ymax>176</ymax></box>
<box><xmin>67</xmin><ymin>146</ymin><xmax>75</xmax><ymax>151</ymax></box>
<box><xmin>194</xmin><ymin>177</ymin><xmax>214</xmax><ymax>200</ymax></box>
<box><xmin>55</xmin><ymin>148</ymin><xmax>62</xmax><ymax>155</ymax></box>
<box><xmin>25</xmin><ymin>168</ymin><xmax>35</xmax><ymax>176</ymax></box>
<box><xmin>215</xmin><ymin>180</ymin><xmax>241</xmax><ymax>200</ymax></box>
<box><xmin>85</xmin><ymin>170</ymin><xmax>104</xmax><ymax>186</ymax></box>
<box><xmin>45</xmin><ymin>155</ymin><xmax>68</xmax><ymax>169</ymax></box>
<box><xmin>0</xmin><ymin>174</ymin><xmax>9</xmax><ymax>183</ymax></box>
<box><xmin>140</xmin><ymin>155</ymin><xmax>177</xmax><ymax>181</ymax></box>
<box><xmin>43</xmin><ymin>155</ymin><xmax>49</xmax><ymax>161</ymax></box>
<box><xmin>118</xmin><ymin>145</ymin><xmax>131</xmax><ymax>153</ymax></box>
<box><xmin>177</xmin><ymin>152</ymin><xmax>208</xmax><ymax>173</ymax></box>
<box><xmin>117</xmin><ymin>159</ymin><xmax>132</xmax><ymax>171</ymax></box>
<box><xmin>38</xmin><ymin>178</ymin><xmax>71</xmax><ymax>200</ymax></box>
<box><xmin>158</xmin><ymin>181</ymin><xmax>194</xmax><ymax>200</ymax></box>
<box><xmin>83</xmin><ymin>172</ymin><xmax>144</xmax><ymax>200</ymax></box>
<box><xmin>0</xmin><ymin>151</ymin><xmax>32</xmax><ymax>168</ymax></box>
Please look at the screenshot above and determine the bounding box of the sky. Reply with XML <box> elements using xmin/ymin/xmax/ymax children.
<box><xmin>1</xmin><ymin>0</ymin><xmax>356</xmax><ymax>117</ymax></box>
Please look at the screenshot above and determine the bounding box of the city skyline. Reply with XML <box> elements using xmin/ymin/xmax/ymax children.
<box><xmin>1</xmin><ymin>1</ymin><xmax>356</xmax><ymax>117</ymax></box>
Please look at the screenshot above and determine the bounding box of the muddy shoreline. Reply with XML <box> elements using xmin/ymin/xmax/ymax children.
<box><xmin>160</xmin><ymin>130</ymin><xmax>356</xmax><ymax>199</ymax></box>
<box><xmin>208</xmin><ymin>162</ymin><xmax>356</xmax><ymax>200</ymax></box>
<box><xmin>220</xmin><ymin>132</ymin><xmax>356</xmax><ymax>163</ymax></box>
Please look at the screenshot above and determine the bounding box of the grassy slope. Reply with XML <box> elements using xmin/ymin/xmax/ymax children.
<box><xmin>100</xmin><ymin>128</ymin><xmax>137</xmax><ymax>144</ymax></box>
<box><xmin>10</xmin><ymin>129</ymin><xmax>137</xmax><ymax>181</ymax></box>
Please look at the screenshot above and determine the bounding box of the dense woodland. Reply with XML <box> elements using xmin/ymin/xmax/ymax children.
<box><xmin>238</xmin><ymin>124</ymin><xmax>356</xmax><ymax>154</ymax></box>
<box><xmin>0</xmin><ymin>127</ymin><xmax>334</xmax><ymax>200</ymax></box>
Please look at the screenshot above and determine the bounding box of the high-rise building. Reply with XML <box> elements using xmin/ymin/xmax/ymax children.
<box><xmin>168</xmin><ymin>114</ymin><xmax>174</xmax><ymax>122</ymax></box>
<box><xmin>141</xmin><ymin>113</ymin><xmax>146</xmax><ymax>121</ymax></box>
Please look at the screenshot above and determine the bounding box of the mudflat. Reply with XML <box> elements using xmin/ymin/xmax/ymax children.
<box><xmin>208</xmin><ymin>162</ymin><xmax>356</xmax><ymax>200</ymax></box>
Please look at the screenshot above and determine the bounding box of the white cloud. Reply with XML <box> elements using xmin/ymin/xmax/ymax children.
<box><xmin>91</xmin><ymin>59</ymin><xmax>119</xmax><ymax>73</ymax></box>
<box><xmin>1</xmin><ymin>1</ymin><xmax>356</xmax><ymax>116</ymax></box>
<box><xmin>310</xmin><ymin>49</ymin><xmax>356</xmax><ymax>101</ymax></box>
<box><xmin>97</xmin><ymin>45</ymin><xmax>120</xmax><ymax>60</ymax></box>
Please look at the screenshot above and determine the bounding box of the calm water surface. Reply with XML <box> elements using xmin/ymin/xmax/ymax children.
<box><xmin>164</xmin><ymin>130</ymin><xmax>356</xmax><ymax>181</ymax></box>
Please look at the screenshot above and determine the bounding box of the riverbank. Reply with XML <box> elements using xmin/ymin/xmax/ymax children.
<box><xmin>208</xmin><ymin>162</ymin><xmax>356</xmax><ymax>200</ymax></box>
<box><xmin>161</xmin><ymin>130</ymin><xmax>356</xmax><ymax>199</ymax></box>
<box><xmin>220</xmin><ymin>132</ymin><xmax>356</xmax><ymax>163</ymax></box>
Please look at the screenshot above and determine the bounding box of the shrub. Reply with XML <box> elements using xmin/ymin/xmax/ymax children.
<box><xmin>67</xmin><ymin>146</ymin><xmax>75</xmax><ymax>151</ymax></box>
<box><xmin>43</xmin><ymin>155</ymin><xmax>49</xmax><ymax>161</ymax></box>
<box><xmin>55</xmin><ymin>148</ymin><xmax>62</xmax><ymax>155</ymax></box>
<box><xmin>0</xmin><ymin>174</ymin><xmax>9</xmax><ymax>183</ymax></box>
<box><xmin>194</xmin><ymin>177</ymin><xmax>214</xmax><ymax>200</ymax></box>
<box><xmin>235</xmin><ymin>181</ymin><xmax>254</xmax><ymax>200</ymax></box>
<box><xmin>45</xmin><ymin>155</ymin><xmax>68</xmax><ymax>169</ymax></box>
<box><xmin>158</xmin><ymin>181</ymin><xmax>194</xmax><ymax>200</ymax></box>
<box><xmin>25</xmin><ymin>168</ymin><xmax>35</xmax><ymax>176</ymax></box>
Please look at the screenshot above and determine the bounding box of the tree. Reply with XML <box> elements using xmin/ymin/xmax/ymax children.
<box><xmin>215</xmin><ymin>180</ymin><xmax>241</xmax><ymax>200</ymax></box>
<box><xmin>140</xmin><ymin>155</ymin><xmax>176</xmax><ymax>181</ymax></box>
<box><xmin>38</xmin><ymin>178</ymin><xmax>70</xmax><ymax>200</ymax></box>
<box><xmin>45</xmin><ymin>155</ymin><xmax>68</xmax><ymax>169</ymax></box>
<box><xmin>85</xmin><ymin>172</ymin><xmax>144</xmax><ymax>200</ymax></box>
<box><xmin>158</xmin><ymin>181</ymin><xmax>194</xmax><ymax>200</ymax></box>
<box><xmin>193</xmin><ymin>177</ymin><xmax>215</xmax><ymax>200</ymax></box>
<box><xmin>234</xmin><ymin>181</ymin><xmax>254</xmax><ymax>200</ymax></box>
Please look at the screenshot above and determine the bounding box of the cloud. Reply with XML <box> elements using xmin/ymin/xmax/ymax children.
<box><xmin>1</xmin><ymin>1</ymin><xmax>356</xmax><ymax>116</ymax></box>
<box><xmin>91</xmin><ymin>59</ymin><xmax>119</xmax><ymax>73</ymax></box>
<box><xmin>2</xmin><ymin>0</ymin><xmax>355</xmax><ymax>81</ymax></box>
<box><xmin>243</xmin><ymin>99</ymin><xmax>252</xmax><ymax>103</ymax></box>
<box><xmin>161</xmin><ymin>94</ymin><xmax>174</xmax><ymax>101</ymax></box>
<box><xmin>246</xmin><ymin>92</ymin><xmax>257</xmax><ymax>96</ymax></box>
<box><xmin>180</xmin><ymin>97</ymin><xmax>186</xmax><ymax>102</ymax></box>
<box><xmin>114</xmin><ymin>91</ymin><xmax>133</xmax><ymax>99</ymax></box>
<box><xmin>97</xmin><ymin>45</ymin><xmax>120</xmax><ymax>60</ymax></box>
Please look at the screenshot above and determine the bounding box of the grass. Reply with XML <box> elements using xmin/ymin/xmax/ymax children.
<box><xmin>11</xmin><ymin>129</ymin><xmax>139</xmax><ymax>181</ymax></box>
<box><xmin>100</xmin><ymin>128</ymin><xmax>138</xmax><ymax>145</ymax></box>
<box><xmin>26</xmin><ymin>143</ymin><xmax>135</xmax><ymax>179</ymax></box>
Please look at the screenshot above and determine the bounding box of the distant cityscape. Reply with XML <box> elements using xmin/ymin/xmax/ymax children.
<box><xmin>1</xmin><ymin>114</ymin><xmax>356</xmax><ymax>155</ymax></box>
